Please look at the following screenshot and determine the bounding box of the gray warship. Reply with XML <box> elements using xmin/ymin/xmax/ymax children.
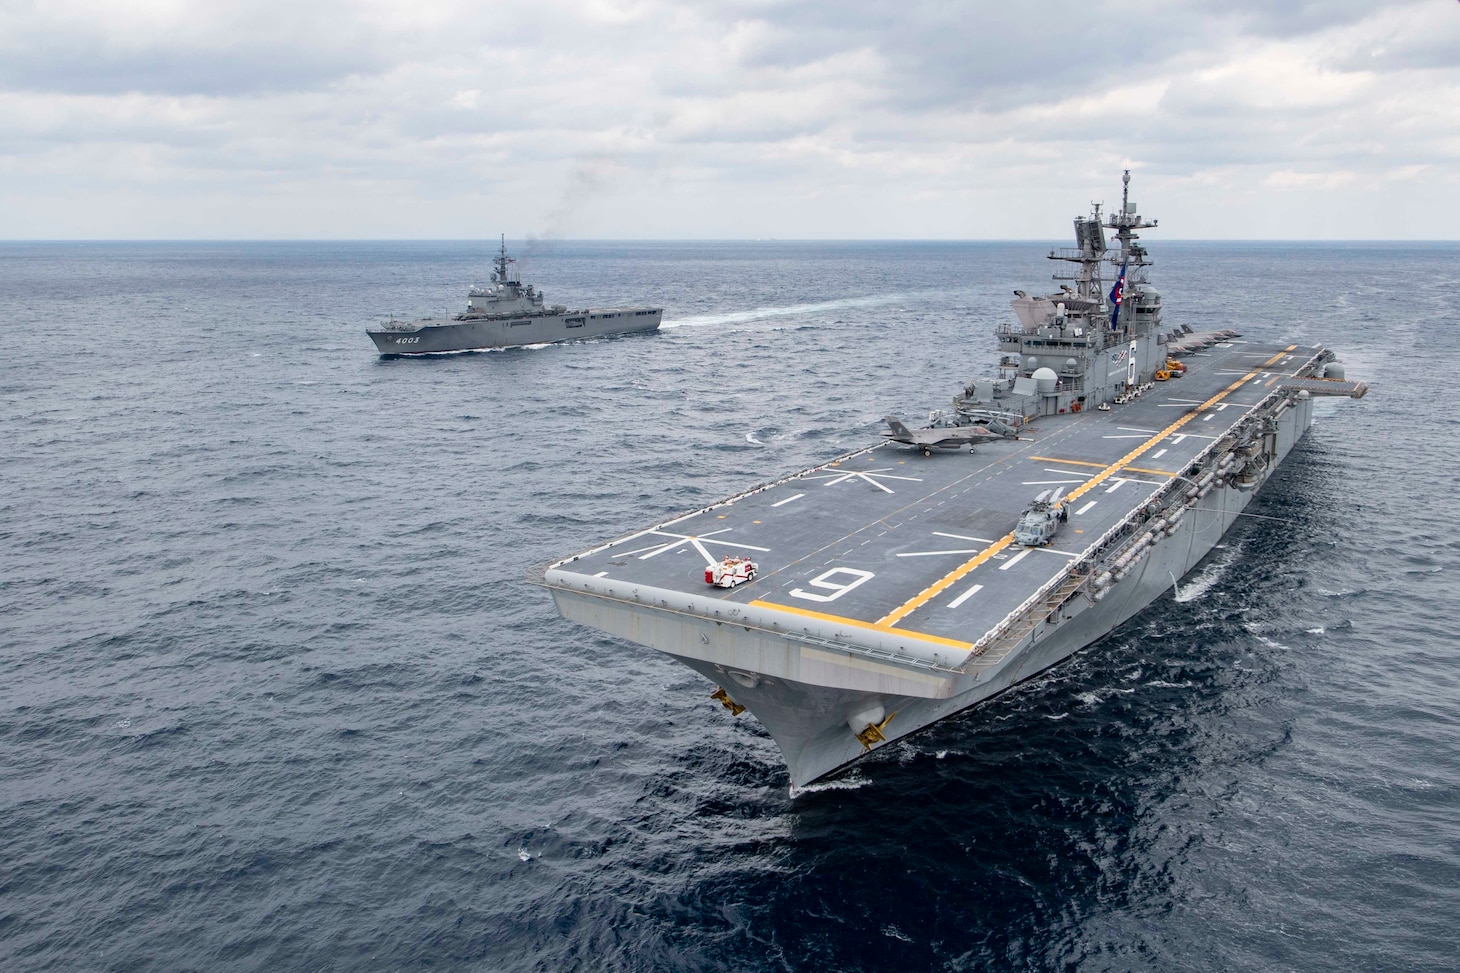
<box><xmin>368</xmin><ymin>237</ymin><xmax>663</xmax><ymax>355</ymax></box>
<box><xmin>538</xmin><ymin>173</ymin><xmax>1368</xmax><ymax>787</ymax></box>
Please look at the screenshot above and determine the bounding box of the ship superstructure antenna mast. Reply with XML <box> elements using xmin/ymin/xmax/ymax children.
<box><xmin>1047</xmin><ymin>197</ymin><xmax>1109</xmax><ymax>304</ymax></box>
<box><xmin>1105</xmin><ymin>169</ymin><xmax>1158</xmax><ymax>282</ymax></box>
<box><xmin>493</xmin><ymin>233</ymin><xmax>520</xmax><ymax>290</ymax></box>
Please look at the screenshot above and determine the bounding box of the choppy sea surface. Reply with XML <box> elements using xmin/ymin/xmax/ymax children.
<box><xmin>2</xmin><ymin>238</ymin><xmax>1457</xmax><ymax>972</ymax></box>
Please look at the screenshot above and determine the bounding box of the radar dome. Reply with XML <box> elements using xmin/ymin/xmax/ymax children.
<box><xmin>1032</xmin><ymin>366</ymin><xmax>1058</xmax><ymax>395</ymax></box>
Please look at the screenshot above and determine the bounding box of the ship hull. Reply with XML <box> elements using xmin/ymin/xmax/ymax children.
<box><xmin>368</xmin><ymin>308</ymin><xmax>662</xmax><ymax>356</ymax></box>
<box><xmin>549</xmin><ymin>394</ymin><xmax>1315</xmax><ymax>787</ymax></box>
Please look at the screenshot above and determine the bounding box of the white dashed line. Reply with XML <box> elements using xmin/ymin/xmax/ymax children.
<box><xmin>1000</xmin><ymin>549</ymin><xmax>1033</xmax><ymax>571</ymax></box>
<box><xmin>947</xmin><ymin>583</ymin><xmax>984</xmax><ymax>609</ymax></box>
<box><xmin>771</xmin><ymin>493</ymin><xmax>805</xmax><ymax>508</ymax></box>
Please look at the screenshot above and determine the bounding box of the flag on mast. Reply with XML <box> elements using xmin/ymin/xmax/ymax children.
<box><xmin>1109</xmin><ymin>259</ymin><xmax>1128</xmax><ymax>329</ymax></box>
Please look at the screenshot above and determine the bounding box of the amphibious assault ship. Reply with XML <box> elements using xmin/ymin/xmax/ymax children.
<box><xmin>538</xmin><ymin>174</ymin><xmax>1368</xmax><ymax>787</ymax></box>
<box><xmin>368</xmin><ymin>237</ymin><xmax>663</xmax><ymax>355</ymax></box>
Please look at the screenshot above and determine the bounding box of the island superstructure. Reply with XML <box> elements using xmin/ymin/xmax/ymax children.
<box><xmin>539</xmin><ymin>174</ymin><xmax>1367</xmax><ymax>787</ymax></box>
<box><xmin>368</xmin><ymin>237</ymin><xmax>663</xmax><ymax>355</ymax></box>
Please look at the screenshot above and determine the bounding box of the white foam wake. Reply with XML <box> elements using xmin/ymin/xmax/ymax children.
<box><xmin>663</xmin><ymin>293</ymin><xmax>912</xmax><ymax>330</ymax></box>
<box><xmin>1173</xmin><ymin>543</ymin><xmax>1242</xmax><ymax>603</ymax></box>
<box><xmin>789</xmin><ymin>772</ymin><xmax>872</xmax><ymax>798</ymax></box>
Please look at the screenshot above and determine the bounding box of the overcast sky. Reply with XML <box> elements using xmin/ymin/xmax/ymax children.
<box><xmin>2</xmin><ymin>0</ymin><xmax>1457</xmax><ymax>239</ymax></box>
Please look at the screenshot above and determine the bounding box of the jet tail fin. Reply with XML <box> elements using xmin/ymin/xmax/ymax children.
<box><xmin>884</xmin><ymin>416</ymin><xmax>912</xmax><ymax>438</ymax></box>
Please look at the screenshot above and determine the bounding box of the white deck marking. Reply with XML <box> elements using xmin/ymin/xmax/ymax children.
<box><xmin>632</xmin><ymin>528</ymin><xmax>770</xmax><ymax>563</ymax></box>
<box><xmin>900</xmin><ymin>532</ymin><xmax>998</xmax><ymax>557</ymax></box>
<box><xmin>947</xmin><ymin>583</ymin><xmax>984</xmax><ymax>609</ymax></box>
<box><xmin>1105</xmin><ymin>479</ymin><xmax>1127</xmax><ymax>494</ymax></box>
<box><xmin>1117</xmin><ymin>426</ymin><xmax>1159</xmax><ymax>433</ymax></box>
<box><xmin>593</xmin><ymin>571</ymin><xmax>609</xmax><ymax>577</ymax></box>
<box><xmin>1044</xmin><ymin>469</ymin><xmax>1093</xmax><ymax>477</ymax></box>
<box><xmin>999</xmin><ymin>549</ymin><xmax>1033</xmax><ymax>571</ymax></box>
<box><xmin>805</xmin><ymin>468</ymin><xmax>922</xmax><ymax>494</ymax></box>
<box><xmin>1215</xmin><ymin>403</ymin><xmax>1230</xmax><ymax>411</ymax></box>
<box><xmin>770</xmin><ymin>493</ymin><xmax>805</xmax><ymax>508</ymax></box>
<box><xmin>1074</xmin><ymin>500</ymin><xmax>1097</xmax><ymax>515</ymax></box>
<box><xmin>1024</xmin><ymin>478</ymin><xmax>1086</xmax><ymax>486</ymax></box>
<box><xmin>1102</xmin><ymin>434</ymin><xmax>1151</xmax><ymax>439</ymax></box>
<box><xmin>790</xmin><ymin>567</ymin><xmax>874</xmax><ymax>603</ymax></box>
<box><xmin>1203</xmin><ymin>413</ymin><xmax>1216</xmax><ymax>422</ymax></box>
<box><xmin>1152</xmin><ymin>448</ymin><xmax>1168</xmax><ymax>459</ymax></box>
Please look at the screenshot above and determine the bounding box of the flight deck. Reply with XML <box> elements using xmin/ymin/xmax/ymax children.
<box><xmin>549</xmin><ymin>338</ymin><xmax>1321</xmax><ymax>655</ymax></box>
<box><xmin>541</xmin><ymin>171</ymin><xmax>1368</xmax><ymax>786</ymax></box>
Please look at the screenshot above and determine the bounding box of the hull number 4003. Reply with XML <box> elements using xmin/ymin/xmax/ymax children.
<box><xmin>395</xmin><ymin>337</ymin><xmax>421</xmax><ymax>344</ymax></box>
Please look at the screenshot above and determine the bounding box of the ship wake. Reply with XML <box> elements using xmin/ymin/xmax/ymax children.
<box><xmin>665</xmin><ymin>293</ymin><xmax>914</xmax><ymax>330</ymax></box>
<box><xmin>1173</xmin><ymin>542</ymin><xmax>1243</xmax><ymax>603</ymax></box>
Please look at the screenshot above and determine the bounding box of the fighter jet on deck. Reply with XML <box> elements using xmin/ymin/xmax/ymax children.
<box><xmin>882</xmin><ymin>415</ymin><xmax>1014</xmax><ymax>456</ymax></box>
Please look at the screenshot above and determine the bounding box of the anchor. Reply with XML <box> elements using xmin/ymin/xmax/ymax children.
<box><xmin>710</xmin><ymin>687</ymin><xmax>745</xmax><ymax>716</ymax></box>
<box><xmin>854</xmin><ymin>711</ymin><xmax>897</xmax><ymax>751</ymax></box>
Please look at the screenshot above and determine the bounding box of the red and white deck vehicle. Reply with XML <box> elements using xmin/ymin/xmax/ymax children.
<box><xmin>706</xmin><ymin>556</ymin><xmax>758</xmax><ymax>588</ymax></box>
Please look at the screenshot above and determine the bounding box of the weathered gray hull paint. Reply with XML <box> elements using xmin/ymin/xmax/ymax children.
<box><xmin>550</xmin><ymin>394</ymin><xmax>1313</xmax><ymax>786</ymax></box>
<box><xmin>368</xmin><ymin>308</ymin><xmax>662</xmax><ymax>355</ymax></box>
<box><xmin>539</xmin><ymin>173</ymin><xmax>1365</xmax><ymax>788</ymax></box>
<box><xmin>368</xmin><ymin>236</ymin><xmax>663</xmax><ymax>355</ymax></box>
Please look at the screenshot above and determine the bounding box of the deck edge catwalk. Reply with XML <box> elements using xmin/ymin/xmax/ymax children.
<box><xmin>538</xmin><ymin>174</ymin><xmax>1368</xmax><ymax>787</ymax></box>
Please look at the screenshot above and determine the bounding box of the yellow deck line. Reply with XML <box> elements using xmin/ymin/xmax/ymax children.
<box><xmin>748</xmin><ymin>599</ymin><xmax>973</xmax><ymax>650</ymax></box>
<box><xmin>876</xmin><ymin>366</ymin><xmax>1269</xmax><ymax>629</ymax></box>
<box><xmin>876</xmin><ymin>535</ymin><xmax>1016</xmax><ymax>626</ymax></box>
<box><xmin>1031</xmin><ymin>456</ymin><xmax>1173</xmax><ymax>476</ymax></box>
<box><xmin>1029</xmin><ymin>456</ymin><xmax>1106</xmax><ymax>468</ymax></box>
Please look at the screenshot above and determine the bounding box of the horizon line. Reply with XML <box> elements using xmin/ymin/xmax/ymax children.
<box><xmin>2</xmin><ymin>237</ymin><xmax>1457</xmax><ymax>245</ymax></box>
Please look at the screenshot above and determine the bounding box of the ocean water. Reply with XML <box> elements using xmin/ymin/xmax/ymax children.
<box><xmin>2</xmin><ymin>238</ymin><xmax>1457</xmax><ymax>972</ymax></box>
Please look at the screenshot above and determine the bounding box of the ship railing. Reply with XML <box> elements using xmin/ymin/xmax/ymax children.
<box><xmin>963</xmin><ymin>373</ymin><xmax>1324</xmax><ymax>669</ymax></box>
<box><xmin>962</xmin><ymin>424</ymin><xmax>1248</xmax><ymax>667</ymax></box>
<box><xmin>962</xmin><ymin>541</ymin><xmax>1109</xmax><ymax>670</ymax></box>
<box><xmin>962</xmin><ymin>486</ymin><xmax>1187</xmax><ymax>670</ymax></box>
<box><xmin>530</xmin><ymin>569</ymin><xmax>968</xmax><ymax>675</ymax></box>
<box><xmin>965</xmin><ymin>570</ymin><xmax>1093</xmax><ymax>671</ymax></box>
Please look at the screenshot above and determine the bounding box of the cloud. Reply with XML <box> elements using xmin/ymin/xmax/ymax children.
<box><xmin>0</xmin><ymin>0</ymin><xmax>406</xmax><ymax>96</ymax></box>
<box><xmin>0</xmin><ymin>0</ymin><xmax>1456</xmax><ymax>238</ymax></box>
